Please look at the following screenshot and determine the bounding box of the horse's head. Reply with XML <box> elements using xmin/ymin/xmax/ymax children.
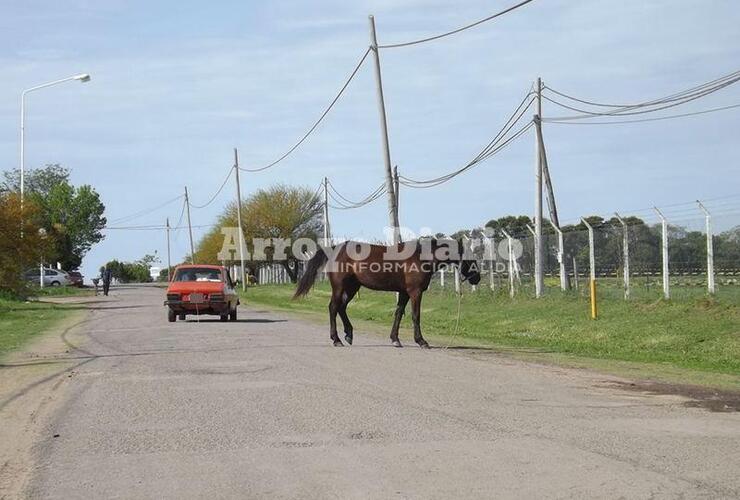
<box><xmin>430</xmin><ymin>238</ymin><xmax>481</xmax><ymax>285</ymax></box>
<box><xmin>457</xmin><ymin>239</ymin><xmax>481</xmax><ymax>285</ymax></box>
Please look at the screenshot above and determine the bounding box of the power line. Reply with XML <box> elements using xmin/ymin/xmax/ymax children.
<box><xmin>378</xmin><ymin>0</ymin><xmax>536</xmax><ymax>49</ymax></box>
<box><xmin>327</xmin><ymin>180</ymin><xmax>387</xmax><ymax>209</ymax></box>
<box><xmin>188</xmin><ymin>166</ymin><xmax>233</xmax><ymax>209</ymax></box>
<box><xmin>541</xmin><ymin>70</ymin><xmax>740</xmax><ymax>120</ymax></box>
<box><xmin>107</xmin><ymin>194</ymin><xmax>184</xmax><ymax>225</ymax></box>
<box><xmin>544</xmin><ymin>70</ymin><xmax>740</xmax><ymax>109</ymax></box>
<box><xmin>398</xmin><ymin>91</ymin><xmax>535</xmax><ymax>188</ymax></box>
<box><xmin>543</xmin><ymin>102</ymin><xmax>740</xmax><ymax>125</ymax></box>
<box><xmin>240</xmin><ymin>47</ymin><xmax>371</xmax><ymax>173</ymax></box>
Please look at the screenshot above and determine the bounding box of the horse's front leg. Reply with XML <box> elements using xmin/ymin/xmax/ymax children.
<box><xmin>390</xmin><ymin>291</ymin><xmax>409</xmax><ymax>348</ymax></box>
<box><xmin>409</xmin><ymin>289</ymin><xmax>429</xmax><ymax>348</ymax></box>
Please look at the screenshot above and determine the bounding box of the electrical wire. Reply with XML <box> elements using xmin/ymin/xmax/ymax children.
<box><xmin>378</xmin><ymin>0</ymin><xmax>536</xmax><ymax>49</ymax></box>
<box><xmin>543</xmin><ymin>102</ymin><xmax>740</xmax><ymax>125</ymax></box>
<box><xmin>240</xmin><ymin>47</ymin><xmax>371</xmax><ymax>173</ymax></box>
<box><xmin>398</xmin><ymin>91</ymin><xmax>535</xmax><ymax>189</ymax></box>
<box><xmin>188</xmin><ymin>166</ymin><xmax>233</xmax><ymax>209</ymax></box>
<box><xmin>107</xmin><ymin>194</ymin><xmax>184</xmax><ymax>225</ymax></box>
<box><xmin>541</xmin><ymin>70</ymin><xmax>740</xmax><ymax>121</ymax></box>
<box><xmin>400</xmin><ymin>120</ymin><xmax>533</xmax><ymax>189</ymax></box>
<box><xmin>327</xmin><ymin>180</ymin><xmax>387</xmax><ymax>209</ymax></box>
<box><xmin>544</xmin><ymin>70</ymin><xmax>740</xmax><ymax>109</ymax></box>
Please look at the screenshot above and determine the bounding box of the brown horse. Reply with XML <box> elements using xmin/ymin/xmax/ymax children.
<box><xmin>293</xmin><ymin>238</ymin><xmax>481</xmax><ymax>348</ymax></box>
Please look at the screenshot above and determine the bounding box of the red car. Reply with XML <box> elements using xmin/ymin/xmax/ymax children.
<box><xmin>164</xmin><ymin>265</ymin><xmax>240</xmax><ymax>322</ymax></box>
<box><xmin>67</xmin><ymin>270</ymin><xmax>84</xmax><ymax>287</ymax></box>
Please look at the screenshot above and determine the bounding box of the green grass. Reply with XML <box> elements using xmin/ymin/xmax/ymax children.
<box><xmin>31</xmin><ymin>286</ymin><xmax>94</xmax><ymax>298</ymax></box>
<box><xmin>241</xmin><ymin>282</ymin><xmax>740</xmax><ymax>377</ymax></box>
<box><xmin>0</xmin><ymin>298</ymin><xmax>79</xmax><ymax>358</ymax></box>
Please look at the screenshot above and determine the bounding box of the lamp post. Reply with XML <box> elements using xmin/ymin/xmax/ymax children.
<box><xmin>20</xmin><ymin>73</ymin><xmax>91</xmax><ymax>202</ymax></box>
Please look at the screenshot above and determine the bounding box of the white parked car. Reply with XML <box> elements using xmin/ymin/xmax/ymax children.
<box><xmin>24</xmin><ymin>268</ymin><xmax>71</xmax><ymax>287</ymax></box>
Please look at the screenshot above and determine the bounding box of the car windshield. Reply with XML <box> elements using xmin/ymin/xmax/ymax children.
<box><xmin>173</xmin><ymin>268</ymin><xmax>222</xmax><ymax>282</ymax></box>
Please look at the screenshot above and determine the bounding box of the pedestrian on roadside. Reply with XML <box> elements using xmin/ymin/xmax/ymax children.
<box><xmin>102</xmin><ymin>267</ymin><xmax>112</xmax><ymax>296</ymax></box>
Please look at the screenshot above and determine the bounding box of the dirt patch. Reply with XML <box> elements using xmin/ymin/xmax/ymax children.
<box><xmin>0</xmin><ymin>309</ymin><xmax>89</xmax><ymax>498</ymax></box>
<box><xmin>608</xmin><ymin>380</ymin><xmax>740</xmax><ymax>412</ymax></box>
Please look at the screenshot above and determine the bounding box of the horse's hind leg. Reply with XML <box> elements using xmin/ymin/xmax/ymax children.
<box><xmin>390</xmin><ymin>291</ymin><xmax>409</xmax><ymax>348</ymax></box>
<box><xmin>409</xmin><ymin>289</ymin><xmax>429</xmax><ymax>348</ymax></box>
<box><xmin>329</xmin><ymin>287</ymin><xmax>344</xmax><ymax>347</ymax></box>
<box><xmin>338</xmin><ymin>281</ymin><xmax>359</xmax><ymax>345</ymax></box>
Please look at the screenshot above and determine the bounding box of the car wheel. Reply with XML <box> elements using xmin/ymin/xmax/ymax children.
<box><xmin>229</xmin><ymin>307</ymin><xmax>237</xmax><ymax>322</ymax></box>
<box><xmin>168</xmin><ymin>309</ymin><xmax>176</xmax><ymax>322</ymax></box>
<box><xmin>219</xmin><ymin>313</ymin><xmax>228</xmax><ymax>322</ymax></box>
<box><xmin>179</xmin><ymin>313</ymin><xmax>186</xmax><ymax>321</ymax></box>
<box><xmin>51</xmin><ymin>281</ymin><xmax>61</xmax><ymax>287</ymax></box>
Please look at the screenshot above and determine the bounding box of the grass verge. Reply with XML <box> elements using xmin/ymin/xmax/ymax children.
<box><xmin>241</xmin><ymin>283</ymin><xmax>740</xmax><ymax>386</ymax></box>
<box><xmin>0</xmin><ymin>297</ymin><xmax>80</xmax><ymax>358</ymax></box>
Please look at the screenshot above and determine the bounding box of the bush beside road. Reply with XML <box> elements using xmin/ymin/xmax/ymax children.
<box><xmin>240</xmin><ymin>283</ymin><xmax>740</xmax><ymax>382</ymax></box>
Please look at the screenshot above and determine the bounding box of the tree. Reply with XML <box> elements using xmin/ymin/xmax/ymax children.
<box><xmin>3</xmin><ymin>165</ymin><xmax>106</xmax><ymax>269</ymax></box>
<box><xmin>194</xmin><ymin>184</ymin><xmax>322</xmax><ymax>282</ymax></box>
<box><xmin>0</xmin><ymin>193</ymin><xmax>51</xmax><ymax>297</ymax></box>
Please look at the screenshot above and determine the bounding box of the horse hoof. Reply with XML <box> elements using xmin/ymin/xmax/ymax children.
<box><xmin>333</xmin><ymin>340</ymin><xmax>344</xmax><ymax>347</ymax></box>
<box><xmin>344</xmin><ymin>335</ymin><xmax>353</xmax><ymax>345</ymax></box>
<box><xmin>392</xmin><ymin>340</ymin><xmax>403</xmax><ymax>348</ymax></box>
<box><xmin>418</xmin><ymin>341</ymin><xmax>431</xmax><ymax>349</ymax></box>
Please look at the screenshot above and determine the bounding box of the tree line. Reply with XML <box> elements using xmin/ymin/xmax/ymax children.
<box><xmin>0</xmin><ymin>165</ymin><xmax>106</xmax><ymax>297</ymax></box>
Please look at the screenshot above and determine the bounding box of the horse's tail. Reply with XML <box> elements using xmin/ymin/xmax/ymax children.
<box><xmin>293</xmin><ymin>247</ymin><xmax>329</xmax><ymax>299</ymax></box>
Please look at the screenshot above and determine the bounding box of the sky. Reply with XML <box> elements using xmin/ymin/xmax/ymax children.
<box><xmin>1</xmin><ymin>0</ymin><xmax>739</xmax><ymax>280</ymax></box>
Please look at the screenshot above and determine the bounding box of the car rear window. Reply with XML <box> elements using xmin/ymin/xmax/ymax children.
<box><xmin>173</xmin><ymin>268</ymin><xmax>222</xmax><ymax>282</ymax></box>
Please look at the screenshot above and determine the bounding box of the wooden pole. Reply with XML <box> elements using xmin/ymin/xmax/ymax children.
<box><xmin>184</xmin><ymin>186</ymin><xmax>195</xmax><ymax>263</ymax></box>
<box><xmin>166</xmin><ymin>217</ymin><xmax>172</xmax><ymax>281</ymax></box>
<box><xmin>533</xmin><ymin>77</ymin><xmax>544</xmax><ymax>298</ymax></box>
<box><xmin>233</xmin><ymin>149</ymin><xmax>246</xmax><ymax>291</ymax></box>
<box><xmin>323</xmin><ymin>177</ymin><xmax>331</xmax><ymax>248</ymax></box>
<box><xmin>368</xmin><ymin>15</ymin><xmax>400</xmax><ymax>245</ymax></box>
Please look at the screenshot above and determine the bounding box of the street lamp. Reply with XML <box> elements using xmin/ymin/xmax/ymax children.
<box><xmin>20</xmin><ymin>73</ymin><xmax>91</xmax><ymax>202</ymax></box>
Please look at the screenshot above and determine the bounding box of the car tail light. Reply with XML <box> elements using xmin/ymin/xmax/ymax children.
<box><xmin>167</xmin><ymin>293</ymin><xmax>180</xmax><ymax>301</ymax></box>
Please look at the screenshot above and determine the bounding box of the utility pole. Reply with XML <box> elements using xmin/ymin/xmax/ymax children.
<box><xmin>184</xmin><ymin>186</ymin><xmax>195</xmax><ymax>263</ymax></box>
<box><xmin>368</xmin><ymin>15</ymin><xmax>400</xmax><ymax>245</ymax></box>
<box><xmin>697</xmin><ymin>201</ymin><xmax>715</xmax><ymax>294</ymax></box>
<box><xmin>533</xmin><ymin>77</ymin><xmax>545</xmax><ymax>298</ymax></box>
<box><xmin>614</xmin><ymin>213</ymin><xmax>630</xmax><ymax>300</ymax></box>
<box><xmin>323</xmin><ymin>177</ymin><xmax>331</xmax><ymax>248</ymax></box>
<box><xmin>233</xmin><ymin>149</ymin><xmax>246</xmax><ymax>291</ymax></box>
<box><xmin>166</xmin><ymin>217</ymin><xmax>172</xmax><ymax>281</ymax></box>
<box><xmin>653</xmin><ymin>207</ymin><xmax>670</xmax><ymax>300</ymax></box>
<box><xmin>534</xmin><ymin>78</ymin><xmax>560</xmax><ymax>227</ymax></box>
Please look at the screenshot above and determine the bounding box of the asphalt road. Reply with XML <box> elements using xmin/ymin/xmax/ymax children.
<box><xmin>16</xmin><ymin>286</ymin><xmax>740</xmax><ymax>498</ymax></box>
